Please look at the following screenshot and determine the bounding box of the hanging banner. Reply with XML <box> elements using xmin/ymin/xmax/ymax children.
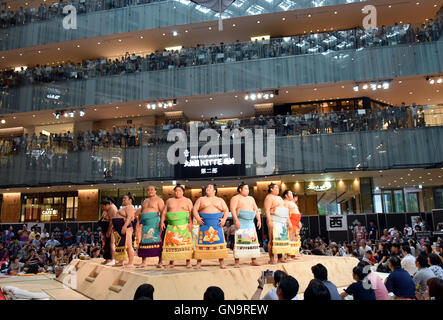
<box><xmin>326</xmin><ymin>215</ymin><xmax>348</xmax><ymax>231</ymax></box>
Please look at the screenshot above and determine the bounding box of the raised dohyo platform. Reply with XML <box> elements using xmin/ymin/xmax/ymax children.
<box><xmin>57</xmin><ymin>254</ymin><xmax>358</xmax><ymax>300</ymax></box>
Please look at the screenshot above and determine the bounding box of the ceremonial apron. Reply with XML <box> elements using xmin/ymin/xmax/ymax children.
<box><xmin>194</xmin><ymin>212</ymin><xmax>228</xmax><ymax>260</ymax></box>
<box><xmin>233</xmin><ymin>210</ymin><xmax>261</xmax><ymax>259</ymax></box>
<box><xmin>161</xmin><ymin>212</ymin><xmax>193</xmax><ymax>261</ymax></box>
<box><xmin>137</xmin><ymin>212</ymin><xmax>162</xmax><ymax>258</ymax></box>
<box><xmin>98</xmin><ymin>220</ymin><xmax>112</xmax><ymax>260</ymax></box>
<box><xmin>111</xmin><ymin>218</ymin><xmax>128</xmax><ymax>262</ymax></box>
<box><xmin>270</xmin><ymin>207</ymin><xmax>290</xmax><ymax>255</ymax></box>
<box><xmin>289</xmin><ymin>212</ymin><xmax>302</xmax><ymax>256</ymax></box>
<box><xmin>192</xmin><ymin>218</ymin><xmax>199</xmax><ymax>251</ymax></box>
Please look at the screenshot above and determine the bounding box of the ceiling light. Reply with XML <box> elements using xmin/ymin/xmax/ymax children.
<box><xmin>172</xmin><ymin>31</ymin><xmax>178</xmax><ymax>36</ymax></box>
<box><xmin>79</xmin><ymin>110</ymin><xmax>85</xmax><ymax>117</ymax></box>
<box><xmin>353</xmin><ymin>85</ymin><xmax>359</xmax><ymax>92</ymax></box>
<box><xmin>362</xmin><ymin>84</ymin><xmax>369</xmax><ymax>90</ymax></box>
<box><xmin>244</xmin><ymin>95</ymin><xmax>249</xmax><ymax>100</ymax></box>
<box><xmin>438</xmin><ymin>78</ymin><xmax>443</xmax><ymax>84</ymax></box>
<box><xmin>382</xmin><ymin>81</ymin><xmax>390</xmax><ymax>89</ymax></box>
<box><xmin>0</xmin><ymin>119</ymin><xmax>5</xmax><ymax>124</ymax></box>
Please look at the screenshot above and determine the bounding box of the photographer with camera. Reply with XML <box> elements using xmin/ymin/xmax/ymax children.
<box><xmin>251</xmin><ymin>270</ymin><xmax>296</xmax><ymax>300</ymax></box>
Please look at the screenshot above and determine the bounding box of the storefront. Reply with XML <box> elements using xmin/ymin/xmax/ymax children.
<box><xmin>20</xmin><ymin>192</ymin><xmax>79</xmax><ymax>222</ymax></box>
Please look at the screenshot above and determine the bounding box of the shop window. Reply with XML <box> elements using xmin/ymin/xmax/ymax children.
<box><xmin>434</xmin><ymin>188</ymin><xmax>443</xmax><ymax>209</ymax></box>
<box><xmin>393</xmin><ymin>190</ymin><xmax>405</xmax><ymax>213</ymax></box>
<box><xmin>65</xmin><ymin>196</ymin><xmax>78</xmax><ymax>221</ymax></box>
<box><xmin>373</xmin><ymin>194</ymin><xmax>383</xmax><ymax>213</ymax></box>
<box><xmin>382</xmin><ymin>192</ymin><xmax>394</xmax><ymax>213</ymax></box>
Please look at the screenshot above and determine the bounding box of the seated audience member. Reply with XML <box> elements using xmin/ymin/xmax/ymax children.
<box><xmin>251</xmin><ymin>270</ymin><xmax>287</xmax><ymax>300</ymax></box>
<box><xmin>423</xmin><ymin>278</ymin><xmax>443</xmax><ymax>300</ymax></box>
<box><xmin>133</xmin><ymin>284</ymin><xmax>154</xmax><ymax>300</ymax></box>
<box><xmin>358</xmin><ymin>261</ymin><xmax>389</xmax><ymax>300</ymax></box>
<box><xmin>351</xmin><ymin>250</ymin><xmax>361</xmax><ymax>261</ymax></box>
<box><xmin>276</xmin><ymin>276</ymin><xmax>299</xmax><ymax>300</ymax></box>
<box><xmin>24</xmin><ymin>249</ymin><xmax>42</xmax><ymax>274</ymax></box>
<box><xmin>414</xmin><ymin>254</ymin><xmax>436</xmax><ymax>298</ymax></box>
<box><xmin>358</xmin><ymin>240</ymin><xmax>371</xmax><ymax>258</ymax></box>
<box><xmin>390</xmin><ymin>243</ymin><xmax>403</xmax><ymax>258</ymax></box>
<box><xmin>45</xmin><ymin>235</ymin><xmax>60</xmax><ymax>248</ymax></box>
<box><xmin>341</xmin><ymin>266</ymin><xmax>376</xmax><ymax>300</ymax></box>
<box><xmin>7</xmin><ymin>257</ymin><xmax>22</xmax><ymax>275</ymax></box>
<box><xmin>385</xmin><ymin>256</ymin><xmax>416</xmax><ymax>300</ymax></box>
<box><xmin>303</xmin><ymin>279</ymin><xmax>331</xmax><ymax>301</ymax></box>
<box><xmin>401</xmin><ymin>245</ymin><xmax>417</xmax><ymax>276</ymax></box>
<box><xmin>203</xmin><ymin>286</ymin><xmax>225</xmax><ymax>301</ymax></box>
<box><xmin>365</xmin><ymin>250</ymin><xmax>377</xmax><ymax>265</ymax></box>
<box><xmin>428</xmin><ymin>253</ymin><xmax>443</xmax><ymax>280</ymax></box>
<box><xmin>311</xmin><ymin>263</ymin><xmax>342</xmax><ymax>300</ymax></box>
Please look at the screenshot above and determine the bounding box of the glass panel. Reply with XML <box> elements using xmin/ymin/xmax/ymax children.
<box><xmin>43</xmin><ymin>197</ymin><xmax>53</xmax><ymax>204</ymax></box>
<box><xmin>66</xmin><ymin>197</ymin><xmax>74</xmax><ymax>208</ymax></box>
<box><xmin>373</xmin><ymin>195</ymin><xmax>383</xmax><ymax>213</ymax></box>
<box><xmin>383</xmin><ymin>192</ymin><xmax>393</xmax><ymax>213</ymax></box>
<box><xmin>435</xmin><ymin>188</ymin><xmax>443</xmax><ymax>209</ymax></box>
<box><xmin>406</xmin><ymin>193</ymin><xmax>419</xmax><ymax>212</ymax></box>
<box><xmin>54</xmin><ymin>197</ymin><xmax>62</xmax><ymax>204</ymax></box>
<box><xmin>394</xmin><ymin>190</ymin><xmax>405</xmax><ymax>213</ymax></box>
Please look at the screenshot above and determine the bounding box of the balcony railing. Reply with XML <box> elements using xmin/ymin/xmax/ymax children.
<box><xmin>3</xmin><ymin>23</ymin><xmax>442</xmax><ymax>90</ymax></box>
<box><xmin>1</xmin><ymin>25</ymin><xmax>442</xmax><ymax>114</ymax></box>
<box><xmin>0</xmin><ymin>124</ymin><xmax>441</xmax><ymax>188</ymax></box>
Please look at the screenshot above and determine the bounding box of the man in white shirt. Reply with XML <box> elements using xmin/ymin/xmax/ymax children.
<box><xmin>401</xmin><ymin>245</ymin><xmax>417</xmax><ymax>276</ymax></box>
<box><xmin>388</xmin><ymin>226</ymin><xmax>399</xmax><ymax>238</ymax></box>
<box><xmin>251</xmin><ymin>270</ymin><xmax>298</xmax><ymax>300</ymax></box>
<box><xmin>358</xmin><ymin>240</ymin><xmax>372</xmax><ymax>258</ymax></box>
<box><xmin>45</xmin><ymin>235</ymin><xmax>60</xmax><ymax>248</ymax></box>
<box><xmin>403</xmin><ymin>223</ymin><xmax>413</xmax><ymax>238</ymax></box>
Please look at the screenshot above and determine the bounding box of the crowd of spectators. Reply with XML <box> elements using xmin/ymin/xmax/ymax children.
<box><xmin>0</xmin><ymin>225</ymin><xmax>104</xmax><ymax>276</ymax></box>
<box><xmin>0</xmin><ymin>0</ymin><xmax>164</xmax><ymax>29</ymax></box>
<box><xmin>134</xmin><ymin>257</ymin><xmax>443</xmax><ymax>300</ymax></box>
<box><xmin>1</xmin><ymin>218</ymin><xmax>442</xmax><ymax>300</ymax></box>
<box><xmin>1</xmin><ymin>19</ymin><xmax>442</xmax><ymax>89</ymax></box>
<box><xmin>0</xmin><ymin>103</ymin><xmax>430</xmax><ymax>158</ymax></box>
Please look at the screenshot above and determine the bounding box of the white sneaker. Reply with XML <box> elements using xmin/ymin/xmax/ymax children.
<box><xmin>105</xmin><ymin>260</ymin><xmax>115</xmax><ymax>266</ymax></box>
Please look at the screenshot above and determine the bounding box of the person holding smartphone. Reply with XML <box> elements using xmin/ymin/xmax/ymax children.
<box><xmin>251</xmin><ymin>270</ymin><xmax>289</xmax><ymax>300</ymax></box>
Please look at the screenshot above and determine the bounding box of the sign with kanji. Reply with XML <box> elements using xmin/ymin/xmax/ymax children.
<box><xmin>326</xmin><ymin>215</ymin><xmax>348</xmax><ymax>231</ymax></box>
